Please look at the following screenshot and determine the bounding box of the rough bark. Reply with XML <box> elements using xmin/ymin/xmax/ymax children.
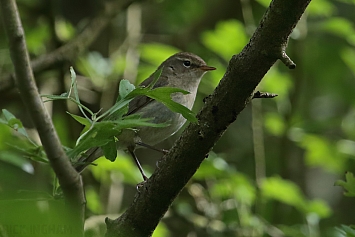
<box><xmin>105</xmin><ymin>0</ymin><xmax>311</xmax><ymax>236</ymax></box>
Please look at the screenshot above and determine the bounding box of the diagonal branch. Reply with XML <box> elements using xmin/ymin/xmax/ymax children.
<box><xmin>0</xmin><ymin>0</ymin><xmax>85</xmax><ymax>235</ymax></box>
<box><xmin>0</xmin><ymin>0</ymin><xmax>143</xmax><ymax>93</ymax></box>
<box><xmin>105</xmin><ymin>0</ymin><xmax>312</xmax><ymax>236</ymax></box>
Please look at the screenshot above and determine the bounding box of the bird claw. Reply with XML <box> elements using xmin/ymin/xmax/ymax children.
<box><xmin>136</xmin><ymin>179</ymin><xmax>148</xmax><ymax>192</ymax></box>
<box><xmin>156</xmin><ymin>154</ymin><xmax>168</xmax><ymax>169</ymax></box>
<box><xmin>161</xmin><ymin>149</ymin><xmax>169</xmax><ymax>155</ymax></box>
<box><xmin>136</xmin><ymin>142</ymin><xmax>169</xmax><ymax>154</ymax></box>
<box><xmin>156</xmin><ymin>160</ymin><xmax>160</xmax><ymax>169</ymax></box>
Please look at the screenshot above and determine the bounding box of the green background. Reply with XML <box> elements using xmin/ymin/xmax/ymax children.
<box><xmin>1</xmin><ymin>0</ymin><xmax>355</xmax><ymax>236</ymax></box>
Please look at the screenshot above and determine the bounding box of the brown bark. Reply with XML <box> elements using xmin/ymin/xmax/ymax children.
<box><xmin>105</xmin><ymin>0</ymin><xmax>312</xmax><ymax>236</ymax></box>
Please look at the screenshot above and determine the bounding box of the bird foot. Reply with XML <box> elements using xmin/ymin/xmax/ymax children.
<box><xmin>136</xmin><ymin>178</ymin><xmax>148</xmax><ymax>192</ymax></box>
<box><xmin>161</xmin><ymin>149</ymin><xmax>169</xmax><ymax>155</ymax></box>
<box><xmin>136</xmin><ymin>142</ymin><xmax>169</xmax><ymax>154</ymax></box>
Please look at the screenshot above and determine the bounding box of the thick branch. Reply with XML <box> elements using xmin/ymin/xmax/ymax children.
<box><xmin>0</xmin><ymin>0</ymin><xmax>141</xmax><ymax>93</ymax></box>
<box><xmin>105</xmin><ymin>0</ymin><xmax>312</xmax><ymax>236</ymax></box>
<box><xmin>0</xmin><ymin>0</ymin><xmax>85</xmax><ymax>235</ymax></box>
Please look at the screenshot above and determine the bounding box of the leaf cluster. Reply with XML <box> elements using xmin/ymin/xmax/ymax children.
<box><xmin>1</xmin><ymin>67</ymin><xmax>197</xmax><ymax>166</ymax></box>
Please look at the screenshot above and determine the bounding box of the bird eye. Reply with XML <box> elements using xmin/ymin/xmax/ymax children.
<box><xmin>183</xmin><ymin>60</ymin><xmax>191</xmax><ymax>68</ymax></box>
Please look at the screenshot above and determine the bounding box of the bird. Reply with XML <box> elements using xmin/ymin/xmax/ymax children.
<box><xmin>74</xmin><ymin>52</ymin><xmax>216</xmax><ymax>180</ymax></box>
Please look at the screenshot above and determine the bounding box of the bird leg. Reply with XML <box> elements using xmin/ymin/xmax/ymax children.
<box><xmin>128</xmin><ymin>147</ymin><xmax>148</xmax><ymax>181</ymax></box>
<box><xmin>135</xmin><ymin>141</ymin><xmax>169</xmax><ymax>154</ymax></box>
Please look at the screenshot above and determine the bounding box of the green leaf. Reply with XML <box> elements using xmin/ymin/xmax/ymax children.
<box><xmin>101</xmin><ymin>79</ymin><xmax>136</xmax><ymax>120</ymax></box>
<box><xmin>148</xmin><ymin>87</ymin><xmax>197</xmax><ymax>123</ymax></box>
<box><xmin>69</xmin><ymin>67</ymin><xmax>94</xmax><ymax>119</ymax></box>
<box><xmin>106</xmin><ymin>98</ymin><xmax>132</xmax><ymax>119</ymax></box>
<box><xmin>264</xmin><ymin>112</ymin><xmax>286</xmax><ymax>136</ymax></box>
<box><xmin>2</xmin><ymin>109</ymin><xmax>16</xmax><ymax>121</ymax></box>
<box><xmin>55</xmin><ymin>18</ymin><xmax>75</xmax><ymax>42</ymax></box>
<box><xmin>8</xmin><ymin>118</ymin><xmax>27</xmax><ymax>136</ymax></box>
<box><xmin>101</xmin><ymin>139</ymin><xmax>117</xmax><ymax>162</ymax></box>
<box><xmin>147</xmin><ymin>67</ymin><xmax>163</xmax><ymax>89</ymax></box>
<box><xmin>261</xmin><ymin>176</ymin><xmax>307</xmax><ymax>210</ymax></box>
<box><xmin>103</xmin><ymin>76</ymin><xmax>197</xmax><ymax>123</ymax></box>
<box><xmin>68</xmin><ymin>121</ymin><xmax>119</xmax><ymax>159</ymax></box>
<box><xmin>306</xmin><ymin>199</ymin><xmax>332</xmax><ymax>218</ymax></box>
<box><xmin>69</xmin><ymin>66</ymin><xmax>77</xmax><ymax>90</ymax></box>
<box><xmin>320</xmin><ymin>17</ymin><xmax>355</xmax><ymax>38</ymax></box>
<box><xmin>41</xmin><ymin>68</ymin><xmax>94</xmax><ymax>121</ymax></box>
<box><xmin>255</xmin><ymin>0</ymin><xmax>271</xmax><ymax>8</ymax></box>
<box><xmin>210</xmin><ymin>173</ymin><xmax>256</xmax><ymax>206</ymax></box>
<box><xmin>0</xmin><ymin>150</ymin><xmax>33</xmax><ymax>171</ymax></box>
<box><xmin>335</xmin><ymin>225</ymin><xmax>355</xmax><ymax>237</ymax></box>
<box><xmin>300</xmin><ymin>134</ymin><xmax>346</xmax><ymax>173</ymax></box>
<box><xmin>1</xmin><ymin>109</ymin><xmax>29</xmax><ymax>138</ymax></box>
<box><xmin>69</xmin><ymin>117</ymin><xmax>168</xmax><ymax>159</ymax></box>
<box><xmin>153</xmin><ymin>222</ymin><xmax>170</xmax><ymax>237</ymax></box>
<box><xmin>70</xmin><ymin>66</ymin><xmax>196</xmax><ymax>160</ymax></box>
<box><xmin>17</xmin><ymin>145</ymin><xmax>49</xmax><ymax>163</ymax></box>
<box><xmin>0</xmin><ymin>117</ymin><xmax>7</xmax><ymax>124</ymax></box>
<box><xmin>127</xmin><ymin>87</ymin><xmax>197</xmax><ymax>123</ymax></box>
<box><xmin>116</xmin><ymin>117</ymin><xmax>169</xmax><ymax>129</ymax></box>
<box><xmin>335</xmin><ymin>172</ymin><xmax>355</xmax><ymax>197</ymax></box>
<box><xmin>113</xmin><ymin>84</ymin><xmax>198</xmax><ymax>123</ymax></box>
<box><xmin>145</xmin><ymin>87</ymin><xmax>190</xmax><ymax>96</ymax></box>
<box><xmin>117</xmin><ymin>79</ymin><xmax>136</xmax><ymax>102</ymax></box>
<box><xmin>202</xmin><ymin>20</ymin><xmax>248</xmax><ymax>61</ymax></box>
<box><xmin>41</xmin><ymin>94</ymin><xmax>68</xmax><ymax>101</ymax></box>
<box><xmin>67</xmin><ymin>112</ymin><xmax>92</xmax><ymax>127</ymax></box>
<box><xmin>67</xmin><ymin>112</ymin><xmax>92</xmax><ymax>136</ymax></box>
<box><xmin>100</xmin><ymin>80</ymin><xmax>136</xmax><ymax>119</ymax></box>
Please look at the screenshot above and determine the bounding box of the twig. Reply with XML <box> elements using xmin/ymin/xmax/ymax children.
<box><xmin>252</xmin><ymin>91</ymin><xmax>278</xmax><ymax>99</ymax></box>
<box><xmin>280</xmin><ymin>50</ymin><xmax>296</xmax><ymax>69</ymax></box>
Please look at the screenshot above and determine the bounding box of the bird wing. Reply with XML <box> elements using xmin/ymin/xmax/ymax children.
<box><xmin>126</xmin><ymin>72</ymin><xmax>169</xmax><ymax>116</ymax></box>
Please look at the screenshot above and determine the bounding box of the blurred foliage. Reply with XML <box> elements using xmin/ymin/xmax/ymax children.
<box><xmin>1</xmin><ymin>0</ymin><xmax>355</xmax><ymax>236</ymax></box>
<box><xmin>336</xmin><ymin>172</ymin><xmax>355</xmax><ymax>197</ymax></box>
<box><xmin>202</xmin><ymin>20</ymin><xmax>248</xmax><ymax>61</ymax></box>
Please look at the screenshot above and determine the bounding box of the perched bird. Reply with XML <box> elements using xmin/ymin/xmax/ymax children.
<box><xmin>75</xmin><ymin>52</ymin><xmax>215</xmax><ymax>180</ymax></box>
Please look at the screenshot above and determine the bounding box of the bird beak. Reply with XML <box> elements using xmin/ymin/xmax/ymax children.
<box><xmin>199</xmin><ymin>65</ymin><xmax>216</xmax><ymax>71</ymax></box>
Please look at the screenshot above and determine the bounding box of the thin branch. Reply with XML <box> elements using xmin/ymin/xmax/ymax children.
<box><xmin>280</xmin><ymin>50</ymin><xmax>296</xmax><ymax>69</ymax></box>
<box><xmin>0</xmin><ymin>0</ymin><xmax>85</xmax><ymax>235</ymax></box>
<box><xmin>105</xmin><ymin>0</ymin><xmax>312</xmax><ymax>236</ymax></box>
<box><xmin>0</xmin><ymin>0</ymin><xmax>142</xmax><ymax>93</ymax></box>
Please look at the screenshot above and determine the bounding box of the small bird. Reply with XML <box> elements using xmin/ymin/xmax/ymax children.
<box><xmin>75</xmin><ymin>52</ymin><xmax>215</xmax><ymax>180</ymax></box>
